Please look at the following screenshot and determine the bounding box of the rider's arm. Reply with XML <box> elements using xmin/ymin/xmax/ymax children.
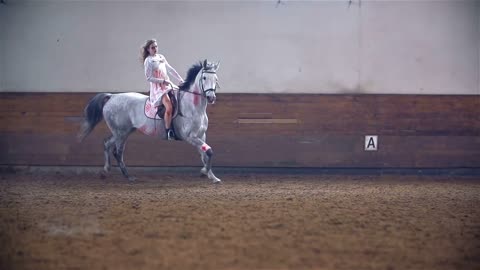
<box><xmin>144</xmin><ymin>57</ymin><xmax>165</xmax><ymax>84</ymax></box>
<box><xmin>165</xmin><ymin>60</ymin><xmax>184</xmax><ymax>83</ymax></box>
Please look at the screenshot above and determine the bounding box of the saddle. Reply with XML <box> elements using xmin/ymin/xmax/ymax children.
<box><xmin>144</xmin><ymin>91</ymin><xmax>179</xmax><ymax>120</ymax></box>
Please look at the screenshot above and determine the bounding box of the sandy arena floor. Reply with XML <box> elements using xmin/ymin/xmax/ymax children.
<box><xmin>0</xmin><ymin>171</ymin><xmax>479</xmax><ymax>270</ymax></box>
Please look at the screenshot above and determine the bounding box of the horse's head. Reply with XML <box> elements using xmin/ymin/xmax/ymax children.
<box><xmin>199</xmin><ymin>59</ymin><xmax>220</xmax><ymax>104</ymax></box>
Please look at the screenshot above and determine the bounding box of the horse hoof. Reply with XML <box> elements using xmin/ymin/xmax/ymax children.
<box><xmin>212</xmin><ymin>179</ymin><xmax>222</xmax><ymax>184</ymax></box>
<box><xmin>128</xmin><ymin>176</ymin><xmax>137</xmax><ymax>182</ymax></box>
<box><xmin>200</xmin><ymin>168</ymin><xmax>208</xmax><ymax>176</ymax></box>
<box><xmin>103</xmin><ymin>165</ymin><xmax>110</xmax><ymax>173</ymax></box>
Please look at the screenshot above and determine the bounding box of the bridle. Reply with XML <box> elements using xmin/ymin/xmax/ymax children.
<box><xmin>200</xmin><ymin>69</ymin><xmax>219</xmax><ymax>95</ymax></box>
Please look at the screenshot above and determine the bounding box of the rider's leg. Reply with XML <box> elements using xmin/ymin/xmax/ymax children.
<box><xmin>162</xmin><ymin>95</ymin><xmax>172</xmax><ymax>128</ymax></box>
<box><xmin>161</xmin><ymin>94</ymin><xmax>175</xmax><ymax>140</ymax></box>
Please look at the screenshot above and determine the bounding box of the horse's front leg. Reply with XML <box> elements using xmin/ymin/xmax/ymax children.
<box><xmin>198</xmin><ymin>149</ymin><xmax>209</xmax><ymax>177</ymax></box>
<box><xmin>185</xmin><ymin>136</ymin><xmax>221</xmax><ymax>183</ymax></box>
<box><xmin>196</xmin><ymin>134</ymin><xmax>209</xmax><ymax>177</ymax></box>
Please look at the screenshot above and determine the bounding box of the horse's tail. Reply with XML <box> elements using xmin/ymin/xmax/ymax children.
<box><xmin>77</xmin><ymin>93</ymin><xmax>112</xmax><ymax>142</ymax></box>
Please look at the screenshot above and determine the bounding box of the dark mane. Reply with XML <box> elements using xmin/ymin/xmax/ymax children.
<box><xmin>179</xmin><ymin>61</ymin><xmax>203</xmax><ymax>91</ymax></box>
<box><xmin>179</xmin><ymin>60</ymin><xmax>216</xmax><ymax>91</ymax></box>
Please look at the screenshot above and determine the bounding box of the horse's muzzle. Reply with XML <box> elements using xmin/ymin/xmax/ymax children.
<box><xmin>207</xmin><ymin>96</ymin><xmax>216</xmax><ymax>104</ymax></box>
<box><xmin>206</xmin><ymin>90</ymin><xmax>216</xmax><ymax>104</ymax></box>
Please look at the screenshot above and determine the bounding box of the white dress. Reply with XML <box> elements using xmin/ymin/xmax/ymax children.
<box><xmin>144</xmin><ymin>54</ymin><xmax>183</xmax><ymax>107</ymax></box>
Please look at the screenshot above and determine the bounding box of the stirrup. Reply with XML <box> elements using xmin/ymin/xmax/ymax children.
<box><xmin>166</xmin><ymin>129</ymin><xmax>176</xmax><ymax>141</ymax></box>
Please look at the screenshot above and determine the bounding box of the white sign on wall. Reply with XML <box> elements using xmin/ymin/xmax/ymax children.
<box><xmin>365</xmin><ymin>135</ymin><xmax>378</xmax><ymax>151</ymax></box>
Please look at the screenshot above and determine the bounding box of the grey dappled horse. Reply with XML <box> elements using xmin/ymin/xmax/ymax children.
<box><xmin>78</xmin><ymin>60</ymin><xmax>221</xmax><ymax>183</ymax></box>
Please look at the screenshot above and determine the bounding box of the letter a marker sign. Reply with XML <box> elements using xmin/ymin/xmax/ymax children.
<box><xmin>365</xmin><ymin>135</ymin><xmax>378</xmax><ymax>151</ymax></box>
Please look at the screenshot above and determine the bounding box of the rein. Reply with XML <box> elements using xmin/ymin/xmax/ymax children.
<box><xmin>175</xmin><ymin>68</ymin><xmax>217</xmax><ymax>116</ymax></box>
<box><xmin>177</xmin><ymin>88</ymin><xmax>203</xmax><ymax>96</ymax></box>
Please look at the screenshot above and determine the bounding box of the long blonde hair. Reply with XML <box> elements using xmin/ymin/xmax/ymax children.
<box><xmin>140</xmin><ymin>39</ymin><xmax>157</xmax><ymax>64</ymax></box>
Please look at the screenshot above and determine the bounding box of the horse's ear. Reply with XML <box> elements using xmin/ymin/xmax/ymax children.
<box><xmin>214</xmin><ymin>61</ymin><xmax>220</xmax><ymax>71</ymax></box>
<box><xmin>203</xmin><ymin>59</ymin><xmax>208</xmax><ymax>68</ymax></box>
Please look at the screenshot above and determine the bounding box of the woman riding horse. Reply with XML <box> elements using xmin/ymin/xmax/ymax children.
<box><xmin>141</xmin><ymin>39</ymin><xmax>184</xmax><ymax>140</ymax></box>
<box><xmin>78</xmin><ymin>59</ymin><xmax>221</xmax><ymax>183</ymax></box>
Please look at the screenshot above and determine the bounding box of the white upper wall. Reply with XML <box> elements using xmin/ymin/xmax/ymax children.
<box><xmin>359</xmin><ymin>0</ymin><xmax>479</xmax><ymax>95</ymax></box>
<box><xmin>1</xmin><ymin>0</ymin><xmax>479</xmax><ymax>94</ymax></box>
<box><xmin>0</xmin><ymin>2</ymin><xmax>5</xmax><ymax>91</ymax></box>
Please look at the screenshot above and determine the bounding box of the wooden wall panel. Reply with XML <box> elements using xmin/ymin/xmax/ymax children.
<box><xmin>0</xmin><ymin>92</ymin><xmax>479</xmax><ymax>168</ymax></box>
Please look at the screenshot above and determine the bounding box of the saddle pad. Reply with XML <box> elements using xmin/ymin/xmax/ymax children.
<box><xmin>144</xmin><ymin>93</ymin><xmax>179</xmax><ymax>120</ymax></box>
<box><xmin>144</xmin><ymin>99</ymin><xmax>161</xmax><ymax>120</ymax></box>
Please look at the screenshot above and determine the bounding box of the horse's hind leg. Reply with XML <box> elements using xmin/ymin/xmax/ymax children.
<box><xmin>112</xmin><ymin>131</ymin><xmax>136</xmax><ymax>181</ymax></box>
<box><xmin>103</xmin><ymin>135</ymin><xmax>115</xmax><ymax>173</ymax></box>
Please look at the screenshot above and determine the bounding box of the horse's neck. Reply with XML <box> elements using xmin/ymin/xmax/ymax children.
<box><xmin>180</xmin><ymin>81</ymin><xmax>207</xmax><ymax>117</ymax></box>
